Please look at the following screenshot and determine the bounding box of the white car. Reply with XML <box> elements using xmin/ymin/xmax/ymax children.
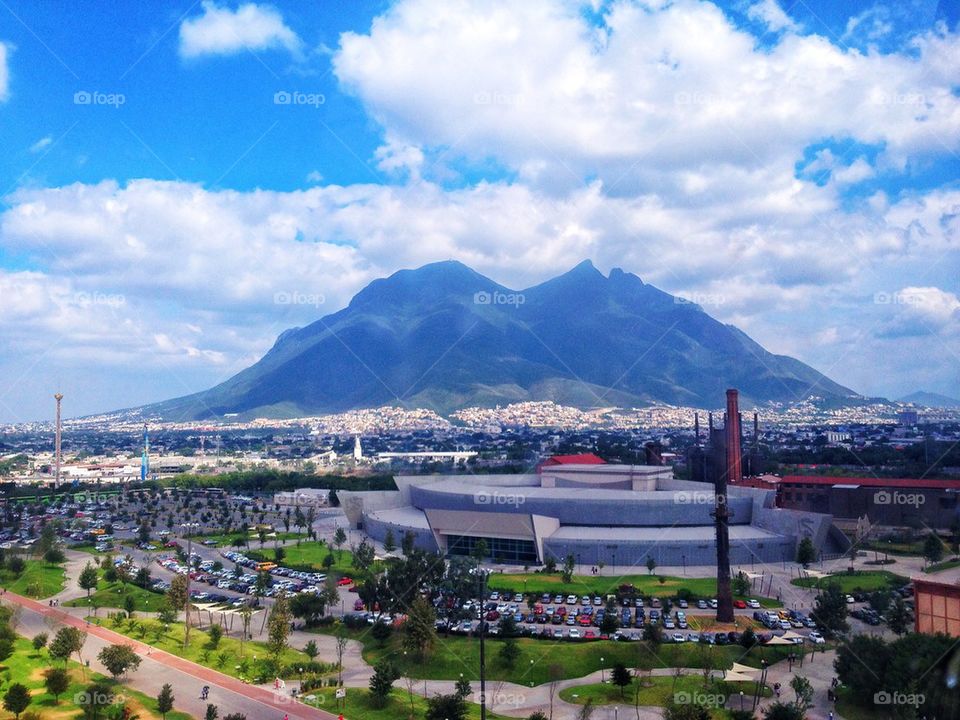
<box><xmin>845</xmin><ymin>595</ymin><xmax>855</xmax><ymax>604</ymax></box>
<box><xmin>566</xmin><ymin>595</ymin><xmax>577</xmax><ymax>605</ymax></box>
<box><xmin>747</xmin><ymin>599</ymin><xmax>761</xmax><ymax>609</ymax></box>
<box><xmin>672</xmin><ymin>633</ymin><xmax>685</xmax><ymax>643</ymax></box>
<box><xmin>808</xmin><ymin>631</ymin><xmax>826</xmax><ymax>644</ymax></box>
<box><xmin>568</xmin><ymin>628</ymin><xmax>581</xmax><ymax>639</ymax></box>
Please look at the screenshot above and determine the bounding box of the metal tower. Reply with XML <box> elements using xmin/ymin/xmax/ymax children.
<box><xmin>140</xmin><ymin>423</ymin><xmax>150</xmax><ymax>483</ymax></box>
<box><xmin>54</xmin><ymin>393</ymin><xmax>63</xmax><ymax>488</ymax></box>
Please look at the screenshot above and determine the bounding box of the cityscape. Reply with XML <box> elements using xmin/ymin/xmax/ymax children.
<box><xmin>1</xmin><ymin>2</ymin><xmax>959</xmax><ymax>720</ymax></box>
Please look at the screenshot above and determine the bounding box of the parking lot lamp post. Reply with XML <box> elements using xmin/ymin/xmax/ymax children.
<box><xmin>600</xmin><ymin>657</ymin><xmax>605</xmax><ymax>683</ymax></box>
<box><xmin>740</xmin><ymin>691</ymin><xmax>744</xmax><ymax>710</ymax></box>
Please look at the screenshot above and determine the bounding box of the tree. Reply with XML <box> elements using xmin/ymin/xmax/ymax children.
<box><xmin>527</xmin><ymin>713</ymin><xmax>549</xmax><ymax>720</ymax></box>
<box><xmin>273</xmin><ymin>546</ymin><xmax>286</xmax><ymax>564</ymax></box>
<box><xmin>78</xmin><ymin>681</ymin><xmax>114</xmax><ymax>720</ymax></box>
<box><xmin>44</xmin><ymin>667</ymin><xmax>70</xmax><ymax>704</ymax></box>
<box><xmin>371</xmin><ymin>620</ymin><xmax>392</xmax><ymax>647</ymax></box>
<box><xmin>368</xmin><ymin>659</ymin><xmax>399</xmax><ymax>708</ymax></box>
<box><xmin>402</xmin><ymin>594</ymin><xmax>437</xmax><ymax>660</ymax></box>
<box><xmin>812</xmin><ymin>582</ymin><xmax>848</xmax><ymax>638</ymax></box>
<box><xmin>732</xmin><ymin>571</ymin><xmax>751</xmax><ymax>596</ymax></box>
<box><xmin>206</xmin><ymin>623</ymin><xmax>223</xmax><ymax>650</ymax></box>
<box><xmin>31</xmin><ymin>632</ymin><xmax>48</xmax><ymax>652</ymax></box>
<box><xmin>562</xmin><ymin>554</ymin><xmax>576</xmax><ymax>583</ymax></box>
<box><xmin>79</xmin><ymin>562</ymin><xmax>99</xmax><ymax>598</ymax></box>
<box><xmin>383</xmin><ymin>528</ymin><xmax>396</xmax><ymax>553</ymax></box>
<box><xmin>333</xmin><ymin>527</ymin><xmax>347</xmax><ymax>557</ymax></box>
<box><xmin>157</xmin><ymin>599</ymin><xmax>177</xmax><ymax>628</ymax></box>
<box><xmin>49</xmin><ymin>626</ymin><xmax>87</xmax><ymax>665</ymax></box>
<box><xmin>303</xmin><ymin>639</ymin><xmax>319</xmax><ymax>661</ymax></box>
<box><xmin>44</xmin><ymin>546</ymin><xmax>65</xmax><ymax>564</ymax></box>
<box><xmin>761</xmin><ymin>702</ymin><xmax>805</xmax><ymax>720</ymax></box>
<box><xmin>290</xmin><ymin>589</ymin><xmax>335</xmax><ymax>626</ymax></box>
<box><xmin>600</xmin><ymin>611</ymin><xmax>619</xmax><ymax>635</ymax></box>
<box><xmin>498</xmin><ymin>637</ymin><xmax>520</xmax><ymax>668</ymax></box>
<box><xmin>646</xmin><ymin>556</ymin><xmax>657</xmax><ymax>575</ymax></box>
<box><xmin>834</xmin><ymin>634</ymin><xmax>890</xmax><ymax>702</ymax></box>
<box><xmin>455</xmin><ymin>675</ymin><xmax>472</xmax><ymax>699</ymax></box>
<box><xmin>795</xmin><ymin>537</ymin><xmax>817</xmax><ymax>566</ymax></box>
<box><xmin>887</xmin><ymin>594</ymin><xmax>911</xmax><ymax>636</ymax></box>
<box><xmin>2</xmin><ymin>683</ymin><xmax>30</xmax><ymax>719</ymax></box>
<box><xmin>499</xmin><ymin>612</ymin><xmax>519</xmax><ymax>638</ymax></box>
<box><xmin>138</xmin><ymin>521</ymin><xmax>151</xmax><ymax>544</ymax></box>
<box><xmin>611</xmin><ymin>662</ymin><xmax>632</xmax><ymax>698</ymax></box>
<box><xmin>425</xmin><ymin>693</ymin><xmax>467</xmax><ymax>720</ymax></box>
<box><xmin>790</xmin><ymin>675</ymin><xmax>813</xmax><ymax>715</ymax></box>
<box><xmin>923</xmin><ymin>532</ymin><xmax>944</xmax><ymax>564</ymax></box>
<box><xmin>124</xmin><ymin>593</ymin><xmax>137</xmax><ymax>618</ymax></box>
<box><xmin>205</xmin><ymin>704</ymin><xmax>219</xmax><ymax>720</ymax></box>
<box><xmin>98</xmin><ymin>643</ymin><xmax>142</xmax><ymax>679</ymax></box>
<box><xmin>266</xmin><ymin>590</ymin><xmax>292</xmax><ymax>661</ymax></box>
<box><xmin>401</xmin><ymin>530</ymin><xmax>416</xmax><ymax>557</ymax></box>
<box><xmin>353</xmin><ymin>540</ymin><xmax>375</xmax><ymax>571</ymax></box>
<box><xmin>157</xmin><ymin>683</ymin><xmax>175</xmax><ymax>719</ymax></box>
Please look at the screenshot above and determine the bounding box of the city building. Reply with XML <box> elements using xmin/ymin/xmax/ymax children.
<box><xmin>339</xmin><ymin>460</ymin><xmax>848</xmax><ymax>566</ymax></box>
<box><xmin>914</xmin><ymin>579</ymin><xmax>960</xmax><ymax>637</ymax></box>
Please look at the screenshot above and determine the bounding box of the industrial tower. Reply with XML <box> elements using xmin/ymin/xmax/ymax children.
<box><xmin>54</xmin><ymin>393</ymin><xmax>63</xmax><ymax>488</ymax></box>
<box><xmin>140</xmin><ymin>423</ymin><xmax>150</xmax><ymax>483</ymax></box>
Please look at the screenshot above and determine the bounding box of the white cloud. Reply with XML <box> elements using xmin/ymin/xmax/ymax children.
<box><xmin>747</xmin><ymin>0</ymin><xmax>798</xmax><ymax>32</ymax></box>
<box><xmin>0</xmin><ymin>42</ymin><xmax>10</xmax><ymax>102</ymax></box>
<box><xmin>179</xmin><ymin>1</ymin><xmax>301</xmax><ymax>59</ymax></box>
<box><xmin>28</xmin><ymin>136</ymin><xmax>52</xmax><ymax>154</ymax></box>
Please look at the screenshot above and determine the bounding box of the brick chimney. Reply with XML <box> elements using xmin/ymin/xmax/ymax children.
<box><xmin>725</xmin><ymin>389</ymin><xmax>742</xmax><ymax>484</ymax></box>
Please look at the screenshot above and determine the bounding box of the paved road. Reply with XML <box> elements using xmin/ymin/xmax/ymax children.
<box><xmin>3</xmin><ymin>590</ymin><xmax>339</xmax><ymax>720</ymax></box>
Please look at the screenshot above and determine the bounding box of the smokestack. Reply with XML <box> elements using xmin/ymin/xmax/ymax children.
<box><xmin>54</xmin><ymin>393</ymin><xmax>63</xmax><ymax>489</ymax></box>
<box><xmin>708</xmin><ymin>412</ymin><xmax>714</xmax><ymax>434</ymax></box>
<box><xmin>753</xmin><ymin>413</ymin><xmax>759</xmax><ymax>448</ymax></box>
<box><xmin>694</xmin><ymin>412</ymin><xmax>700</xmax><ymax>443</ymax></box>
<box><xmin>725</xmin><ymin>389</ymin><xmax>743</xmax><ymax>484</ymax></box>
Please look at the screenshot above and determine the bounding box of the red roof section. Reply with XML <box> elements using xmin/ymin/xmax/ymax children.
<box><xmin>781</xmin><ymin>475</ymin><xmax>960</xmax><ymax>490</ymax></box>
<box><xmin>541</xmin><ymin>453</ymin><xmax>607</xmax><ymax>466</ymax></box>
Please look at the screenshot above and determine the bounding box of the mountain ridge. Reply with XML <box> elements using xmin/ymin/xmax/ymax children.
<box><xmin>140</xmin><ymin>260</ymin><xmax>860</xmax><ymax>421</ymax></box>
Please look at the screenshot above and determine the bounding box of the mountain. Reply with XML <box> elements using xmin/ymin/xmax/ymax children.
<box><xmin>899</xmin><ymin>391</ymin><xmax>960</xmax><ymax>409</ymax></box>
<box><xmin>142</xmin><ymin>260</ymin><xmax>859</xmax><ymax>420</ymax></box>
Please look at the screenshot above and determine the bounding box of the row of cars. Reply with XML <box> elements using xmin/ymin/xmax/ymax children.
<box><xmin>754</xmin><ymin>609</ymin><xmax>818</xmax><ymax>631</ymax></box>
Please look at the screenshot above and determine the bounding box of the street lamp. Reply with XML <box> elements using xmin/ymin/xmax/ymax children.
<box><xmin>600</xmin><ymin>657</ymin><xmax>605</xmax><ymax>683</ymax></box>
<box><xmin>740</xmin><ymin>691</ymin><xmax>744</xmax><ymax>710</ymax></box>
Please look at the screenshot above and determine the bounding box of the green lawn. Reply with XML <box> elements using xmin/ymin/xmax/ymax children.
<box><xmin>195</xmin><ymin>530</ymin><xmax>302</xmax><ymax>547</ymax></box>
<box><xmin>315</xmin><ymin>626</ymin><xmax>794</xmax><ymax>686</ymax></box>
<box><xmin>247</xmin><ymin>541</ymin><xmax>379</xmax><ymax>576</ymax></box>
<box><xmin>65</xmin><ymin>580</ymin><xmax>167</xmax><ymax>613</ymax></box>
<box><xmin>89</xmin><ymin>615</ymin><xmax>315</xmax><ymax>682</ymax></box>
<box><xmin>0</xmin><ymin>559</ymin><xmax>65</xmax><ymax>598</ymax></box>
<box><xmin>301</xmin><ymin>687</ymin><xmax>513</xmax><ymax>720</ymax></box>
<box><xmin>559</xmin><ymin>674</ymin><xmax>769</xmax><ymax>708</ymax></box>
<box><xmin>923</xmin><ymin>557</ymin><xmax>960</xmax><ymax>574</ymax></box>
<box><xmin>0</xmin><ymin>636</ymin><xmax>193</xmax><ymax>720</ymax></box>
<box><xmin>791</xmin><ymin>570</ymin><xmax>909</xmax><ymax>593</ymax></box>
<box><xmin>487</xmin><ymin>572</ymin><xmax>780</xmax><ymax>607</ymax></box>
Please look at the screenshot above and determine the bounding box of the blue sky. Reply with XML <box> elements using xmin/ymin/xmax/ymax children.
<box><xmin>0</xmin><ymin>0</ymin><xmax>958</xmax><ymax>421</ymax></box>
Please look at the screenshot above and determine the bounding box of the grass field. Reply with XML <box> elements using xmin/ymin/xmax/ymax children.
<box><xmin>301</xmin><ymin>687</ymin><xmax>513</xmax><ymax>720</ymax></box>
<box><xmin>0</xmin><ymin>559</ymin><xmax>65</xmax><ymax>598</ymax></box>
<box><xmin>487</xmin><ymin>572</ymin><xmax>780</xmax><ymax>607</ymax></box>
<box><xmin>315</xmin><ymin>625</ymin><xmax>795</xmax><ymax>686</ymax></box>
<box><xmin>247</xmin><ymin>541</ymin><xmax>376</xmax><ymax>576</ymax></box>
<box><xmin>65</xmin><ymin>579</ymin><xmax>167</xmax><ymax>613</ymax></box>
<box><xmin>791</xmin><ymin>570</ymin><xmax>909</xmax><ymax>593</ymax></box>
<box><xmin>923</xmin><ymin>557</ymin><xmax>960</xmax><ymax>574</ymax></box>
<box><xmin>89</xmin><ymin>614</ymin><xmax>315</xmax><ymax>682</ymax></box>
<box><xmin>0</xmin><ymin>636</ymin><xmax>193</xmax><ymax>720</ymax></box>
<box><xmin>559</xmin><ymin>674</ymin><xmax>769</xmax><ymax>708</ymax></box>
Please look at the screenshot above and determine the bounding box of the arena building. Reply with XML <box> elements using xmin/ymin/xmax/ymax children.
<box><xmin>338</xmin><ymin>460</ymin><xmax>849</xmax><ymax>566</ymax></box>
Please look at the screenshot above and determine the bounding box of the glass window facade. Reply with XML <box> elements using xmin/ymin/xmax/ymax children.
<box><xmin>446</xmin><ymin>534</ymin><xmax>538</xmax><ymax>564</ymax></box>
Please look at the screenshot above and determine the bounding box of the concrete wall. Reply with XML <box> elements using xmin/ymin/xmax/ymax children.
<box><xmin>543</xmin><ymin>535</ymin><xmax>794</xmax><ymax>566</ymax></box>
<box><xmin>363</xmin><ymin>512</ymin><xmax>438</xmax><ymax>553</ymax></box>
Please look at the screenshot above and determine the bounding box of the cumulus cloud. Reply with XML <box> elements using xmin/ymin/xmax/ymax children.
<box><xmin>28</xmin><ymin>136</ymin><xmax>52</xmax><ymax>154</ymax></box>
<box><xmin>877</xmin><ymin>286</ymin><xmax>960</xmax><ymax>337</ymax></box>
<box><xmin>179</xmin><ymin>1</ymin><xmax>301</xmax><ymax>59</ymax></box>
<box><xmin>747</xmin><ymin>0</ymin><xmax>798</xmax><ymax>32</ymax></box>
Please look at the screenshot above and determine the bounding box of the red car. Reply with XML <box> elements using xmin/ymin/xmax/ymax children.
<box><xmin>733</xmin><ymin>600</ymin><xmax>747</xmax><ymax>609</ymax></box>
<box><xmin>336</xmin><ymin>577</ymin><xmax>353</xmax><ymax>586</ymax></box>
